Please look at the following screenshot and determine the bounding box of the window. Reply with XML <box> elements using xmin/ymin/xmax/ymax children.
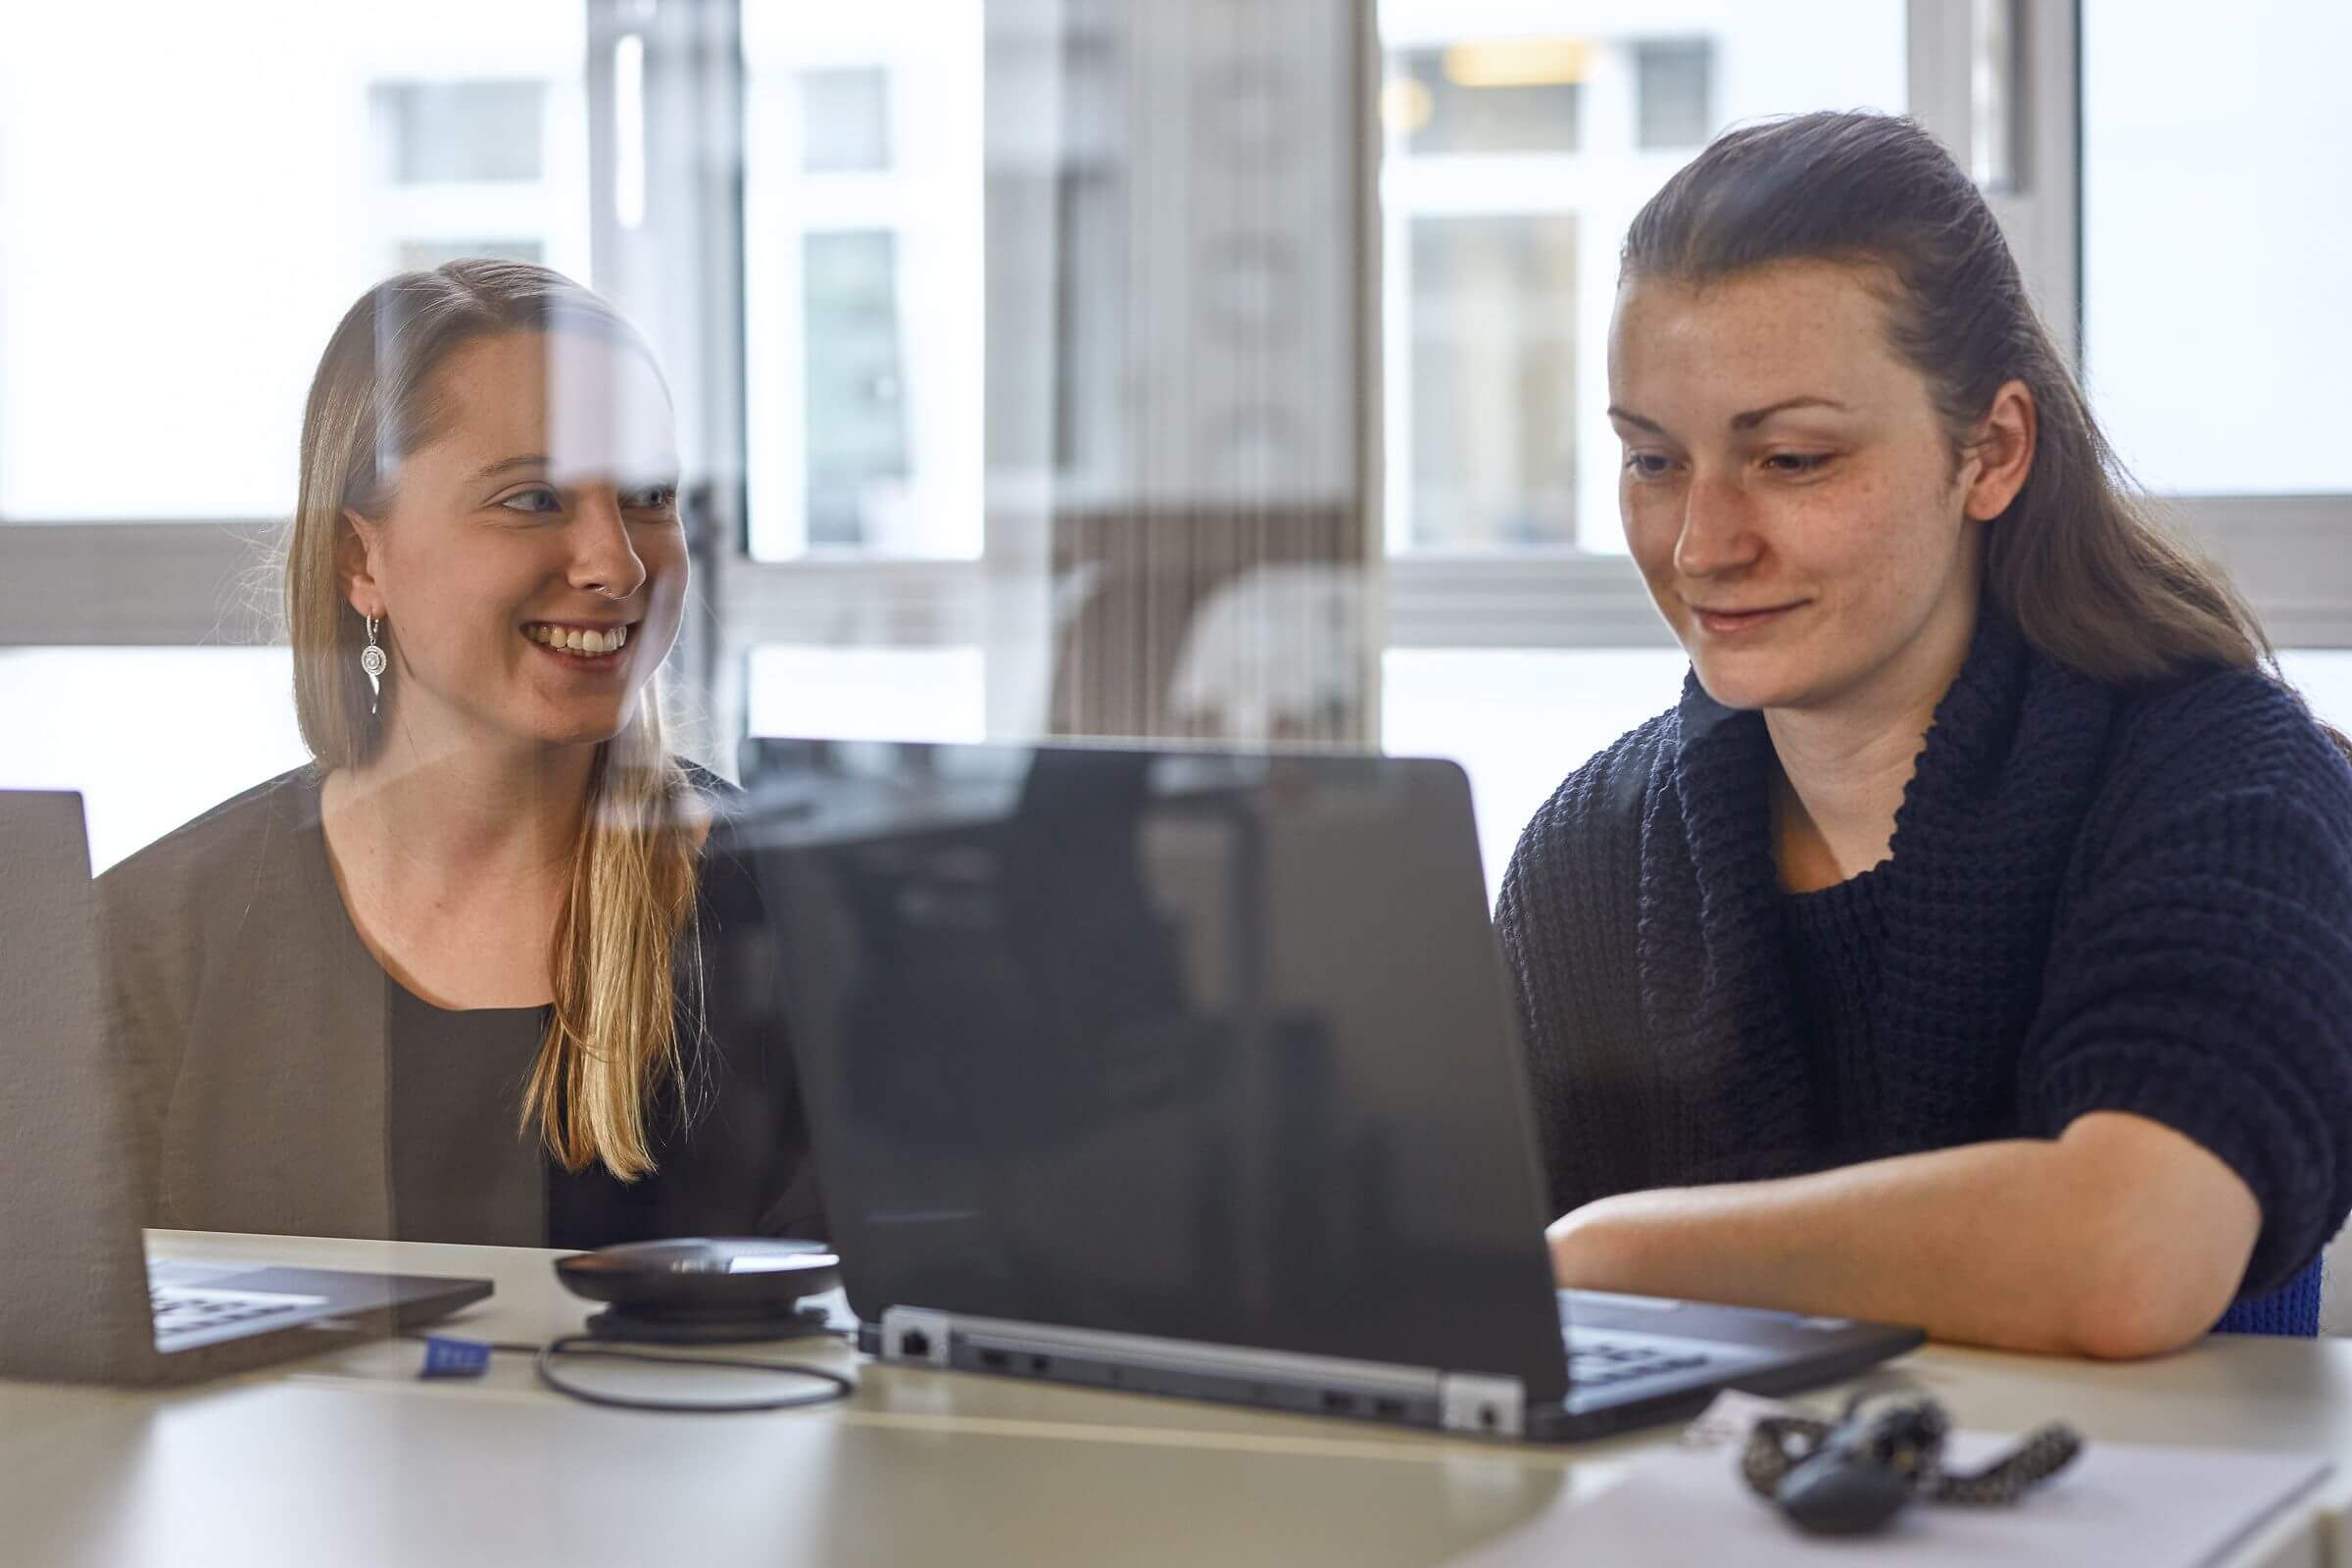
<box><xmin>12</xmin><ymin>1</ymin><xmax>2347</xmax><ymax>879</ymax></box>
<box><xmin>369</xmin><ymin>74</ymin><xmax>584</xmax><ymax>280</ymax></box>
<box><xmin>2082</xmin><ymin>0</ymin><xmax>2352</xmax><ymax>495</ymax></box>
<box><xmin>1634</xmin><ymin>40</ymin><xmax>1712</xmax><ymax>151</ymax></box>
<box><xmin>0</xmin><ymin>648</ymin><xmax>306</xmax><ymax>873</ymax></box>
<box><xmin>799</xmin><ymin>67</ymin><xmax>892</xmax><ymax>173</ymax></box>
<box><xmin>0</xmin><ymin>3</ymin><xmax>590</xmax><ymax>849</ymax></box>
<box><xmin>1384</xmin><ymin>647</ymin><xmax>1689</xmax><ymax>899</ymax></box>
<box><xmin>741</xmin><ymin>3</ymin><xmax>984</xmax><ymax>562</ymax></box>
<box><xmin>396</xmin><ymin>240</ymin><xmax>548</xmax><ymax>271</ymax></box>
<box><xmin>374</xmin><ymin>80</ymin><xmax>547</xmax><ymax>183</ymax></box>
<box><xmin>2279</xmin><ymin>652</ymin><xmax>2352</xmax><ymax>737</ymax></box>
<box><xmin>1389</xmin><ymin>42</ymin><xmax>1583</xmax><ymax>156</ymax></box>
<box><xmin>0</xmin><ymin>1</ymin><xmax>589</xmax><ymax>523</ymax></box>
<box><xmin>1407</xmin><ymin>215</ymin><xmax>1580</xmax><ymax>550</ymax></box>
<box><xmin>1379</xmin><ymin>3</ymin><xmax>1908</xmax><ymax>556</ymax></box>
<box><xmin>802</xmin><ymin>230</ymin><xmax>915</xmax><ymax>549</ymax></box>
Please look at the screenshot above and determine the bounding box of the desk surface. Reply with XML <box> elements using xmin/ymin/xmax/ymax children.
<box><xmin>4</xmin><ymin>1231</ymin><xmax>2343</xmax><ymax>1568</ymax></box>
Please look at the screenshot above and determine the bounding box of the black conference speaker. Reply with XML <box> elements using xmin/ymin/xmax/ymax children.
<box><xmin>554</xmin><ymin>1239</ymin><xmax>842</xmax><ymax>1345</ymax></box>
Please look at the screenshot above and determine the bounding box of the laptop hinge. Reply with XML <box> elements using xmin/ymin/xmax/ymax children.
<box><xmin>872</xmin><ymin>1307</ymin><xmax>1456</xmax><ymax>1420</ymax></box>
<box><xmin>1439</xmin><ymin>1372</ymin><xmax>1526</xmax><ymax>1438</ymax></box>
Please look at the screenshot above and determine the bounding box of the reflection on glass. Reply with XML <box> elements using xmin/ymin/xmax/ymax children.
<box><xmin>397</xmin><ymin>239</ymin><xmax>545</xmax><ymax>271</ymax></box>
<box><xmin>742</xmin><ymin>3</ymin><xmax>983</xmax><ymax>561</ymax></box>
<box><xmin>1635</xmin><ymin>39</ymin><xmax>1712</xmax><ymax>150</ymax></box>
<box><xmin>746</xmin><ymin>645</ymin><xmax>986</xmax><ymax>744</ymax></box>
<box><xmin>372</xmin><ymin>80</ymin><xmax>547</xmax><ymax>183</ymax></box>
<box><xmin>804</xmin><ymin>230</ymin><xmax>912</xmax><ymax>548</ymax></box>
<box><xmin>1410</xmin><ymin>214</ymin><xmax>1578</xmax><ymax>550</ymax></box>
<box><xmin>800</xmin><ymin>66</ymin><xmax>892</xmax><ymax>172</ymax></box>
<box><xmin>1967</xmin><ymin>0</ymin><xmax>2018</xmax><ymax>189</ymax></box>
<box><xmin>742</xmin><ymin>741</ymin><xmax>1568</xmax><ymax>1378</ymax></box>
<box><xmin>1166</xmin><ymin>565</ymin><xmax>1368</xmax><ymax>740</ymax></box>
<box><xmin>1391</xmin><ymin>42</ymin><xmax>1583</xmax><ymax>155</ymax></box>
<box><xmin>1379</xmin><ymin>5</ymin><xmax>1907</xmax><ymax>555</ymax></box>
<box><xmin>1052</xmin><ymin>169</ymin><xmax>1123</xmax><ymax>478</ymax></box>
<box><xmin>0</xmin><ymin>2</ymin><xmax>590</xmax><ymax>520</ymax></box>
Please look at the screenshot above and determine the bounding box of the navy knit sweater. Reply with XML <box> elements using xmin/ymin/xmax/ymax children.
<box><xmin>1495</xmin><ymin>611</ymin><xmax>2352</xmax><ymax>1336</ymax></box>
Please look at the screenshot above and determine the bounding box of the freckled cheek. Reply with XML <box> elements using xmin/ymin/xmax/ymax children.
<box><xmin>1771</xmin><ymin>479</ymin><xmax>1897</xmax><ymax>579</ymax></box>
<box><xmin>1827</xmin><ymin>484</ymin><xmax>1958</xmax><ymax>608</ymax></box>
<box><xmin>402</xmin><ymin>572</ymin><xmax>520</xmax><ymax>652</ymax></box>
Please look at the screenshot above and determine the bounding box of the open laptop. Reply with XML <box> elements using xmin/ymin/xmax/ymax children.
<box><xmin>0</xmin><ymin>791</ymin><xmax>491</xmax><ymax>1386</ymax></box>
<box><xmin>735</xmin><ymin>739</ymin><xmax>1921</xmax><ymax>1442</ymax></box>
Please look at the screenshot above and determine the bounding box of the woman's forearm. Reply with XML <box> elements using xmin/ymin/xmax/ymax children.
<box><xmin>1544</xmin><ymin>1111</ymin><xmax>2261</xmax><ymax>1358</ymax></box>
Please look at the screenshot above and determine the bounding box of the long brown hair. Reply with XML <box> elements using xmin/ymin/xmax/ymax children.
<box><xmin>1621</xmin><ymin>111</ymin><xmax>2273</xmax><ymax>693</ymax></box>
<box><xmin>290</xmin><ymin>259</ymin><xmax>703</xmax><ymax>1179</ymax></box>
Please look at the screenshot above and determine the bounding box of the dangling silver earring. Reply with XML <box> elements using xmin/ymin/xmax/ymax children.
<box><xmin>361</xmin><ymin>615</ymin><xmax>386</xmax><ymax>711</ymax></box>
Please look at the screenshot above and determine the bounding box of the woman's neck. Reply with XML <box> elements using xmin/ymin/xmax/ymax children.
<box><xmin>326</xmin><ymin>725</ymin><xmax>598</xmax><ymax>884</ymax></box>
<box><xmin>1764</xmin><ymin>604</ymin><xmax>1980</xmax><ymax>893</ymax></box>
<box><xmin>317</xmin><ymin>725</ymin><xmax>606</xmax><ymax>1010</ymax></box>
<box><xmin>1766</xmin><ymin>710</ymin><xmax>1934</xmax><ymax>892</ymax></box>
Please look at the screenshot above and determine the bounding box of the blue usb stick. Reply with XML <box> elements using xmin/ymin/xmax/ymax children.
<box><xmin>419</xmin><ymin>1335</ymin><xmax>493</xmax><ymax>1379</ymax></box>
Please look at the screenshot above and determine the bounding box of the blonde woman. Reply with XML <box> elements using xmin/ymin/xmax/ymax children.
<box><xmin>99</xmin><ymin>261</ymin><xmax>819</xmax><ymax>1248</ymax></box>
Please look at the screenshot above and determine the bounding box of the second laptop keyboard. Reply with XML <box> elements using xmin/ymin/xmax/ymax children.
<box><xmin>1564</xmin><ymin>1336</ymin><xmax>1712</xmax><ymax>1391</ymax></box>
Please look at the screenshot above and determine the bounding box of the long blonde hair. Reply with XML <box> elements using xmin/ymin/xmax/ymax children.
<box><xmin>289</xmin><ymin>259</ymin><xmax>704</xmax><ymax>1179</ymax></box>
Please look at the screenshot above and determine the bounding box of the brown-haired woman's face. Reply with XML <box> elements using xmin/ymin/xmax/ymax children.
<box><xmin>345</xmin><ymin>329</ymin><xmax>687</xmax><ymax>751</ymax></box>
<box><xmin>1606</xmin><ymin>260</ymin><xmax>1987</xmax><ymax>717</ymax></box>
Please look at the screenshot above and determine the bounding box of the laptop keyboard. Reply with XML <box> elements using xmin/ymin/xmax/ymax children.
<box><xmin>150</xmin><ymin>1286</ymin><xmax>317</xmax><ymax>1340</ymax></box>
<box><xmin>1564</xmin><ymin>1336</ymin><xmax>1712</xmax><ymax>1392</ymax></box>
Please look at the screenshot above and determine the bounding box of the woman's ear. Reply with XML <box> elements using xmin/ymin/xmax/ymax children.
<box><xmin>1962</xmin><ymin>378</ymin><xmax>2037</xmax><ymax>522</ymax></box>
<box><xmin>340</xmin><ymin>508</ymin><xmax>386</xmax><ymax>619</ymax></box>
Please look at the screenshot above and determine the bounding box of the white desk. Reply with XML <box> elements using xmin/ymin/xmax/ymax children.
<box><xmin>4</xmin><ymin>1231</ymin><xmax>2344</xmax><ymax>1568</ymax></box>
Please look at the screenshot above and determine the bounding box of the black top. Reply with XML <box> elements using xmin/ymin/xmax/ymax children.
<box><xmin>1494</xmin><ymin>611</ymin><xmax>2352</xmax><ymax>1335</ymax></box>
<box><xmin>97</xmin><ymin>763</ymin><xmax>823</xmax><ymax>1250</ymax></box>
<box><xmin>384</xmin><ymin>981</ymin><xmax>544</xmax><ymax>1246</ymax></box>
<box><xmin>1779</xmin><ymin>868</ymin><xmax>1889</xmax><ymax>1162</ymax></box>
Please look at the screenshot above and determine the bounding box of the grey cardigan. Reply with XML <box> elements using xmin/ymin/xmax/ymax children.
<box><xmin>96</xmin><ymin>766</ymin><xmax>821</xmax><ymax>1246</ymax></box>
<box><xmin>100</xmin><ymin>768</ymin><xmax>404</xmax><ymax>1237</ymax></box>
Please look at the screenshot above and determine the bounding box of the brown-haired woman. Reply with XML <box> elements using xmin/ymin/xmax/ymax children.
<box><xmin>1502</xmin><ymin>112</ymin><xmax>2352</xmax><ymax>1356</ymax></box>
<box><xmin>99</xmin><ymin>261</ymin><xmax>819</xmax><ymax>1248</ymax></box>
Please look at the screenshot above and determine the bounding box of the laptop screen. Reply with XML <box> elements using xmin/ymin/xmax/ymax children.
<box><xmin>0</xmin><ymin>791</ymin><xmax>168</xmax><ymax>1381</ymax></box>
<box><xmin>736</xmin><ymin>741</ymin><xmax>1569</xmax><ymax>1392</ymax></box>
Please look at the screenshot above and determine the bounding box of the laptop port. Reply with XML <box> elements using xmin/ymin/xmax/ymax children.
<box><xmin>978</xmin><ymin>1348</ymin><xmax>1010</xmax><ymax>1371</ymax></box>
<box><xmin>1029</xmin><ymin>1355</ymin><xmax>1051</xmax><ymax>1373</ymax></box>
<box><xmin>1322</xmin><ymin>1392</ymin><xmax>1357</xmax><ymax>1413</ymax></box>
<box><xmin>898</xmin><ymin>1329</ymin><xmax>931</xmax><ymax>1358</ymax></box>
<box><xmin>1374</xmin><ymin>1397</ymin><xmax>1406</xmax><ymax>1420</ymax></box>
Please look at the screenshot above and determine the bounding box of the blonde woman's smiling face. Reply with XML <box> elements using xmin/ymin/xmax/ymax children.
<box><xmin>1606</xmin><ymin>260</ymin><xmax>1989</xmax><ymax>720</ymax></box>
<box><xmin>343</xmin><ymin>329</ymin><xmax>688</xmax><ymax>752</ymax></box>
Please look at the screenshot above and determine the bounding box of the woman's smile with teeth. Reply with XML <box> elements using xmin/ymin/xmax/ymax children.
<box><xmin>525</xmin><ymin>622</ymin><xmax>631</xmax><ymax>657</ymax></box>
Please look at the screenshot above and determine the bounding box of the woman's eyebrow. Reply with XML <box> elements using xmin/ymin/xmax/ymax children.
<box><xmin>1730</xmin><ymin>397</ymin><xmax>1850</xmax><ymax>429</ymax></box>
<box><xmin>1606</xmin><ymin>398</ymin><xmax>1853</xmax><ymax>436</ymax></box>
<box><xmin>470</xmin><ymin>452</ymin><xmax>549</xmax><ymax>482</ymax></box>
